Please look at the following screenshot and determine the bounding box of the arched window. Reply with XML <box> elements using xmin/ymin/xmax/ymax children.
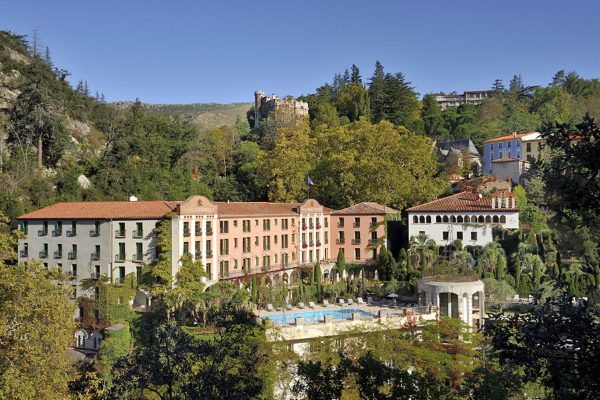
<box><xmin>478</xmin><ymin>215</ymin><xmax>484</xmax><ymax>223</ymax></box>
<box><xmin>413</xmin><ymin>216</ymin><xmax>418</xmax><ymax>223</ymax></box>
<box><xmin>450</xmin><ymin>216</ymin><xmax>456</xmax><ymax>223</ymax></box>
<box><xmin>426</xmin><ymin>216</ymin><xmax>431</xmax><ymax>223</ymax></box>
<box><xmin>457</xmin><ymin>216</ymin><xmax>463</xmax><ymax>223</ymax></box>
<box><xmin>443</xmin><ymin>216</ymin><xmax>449</xmax><ymax>223</ymax></box>
<box><xmin>464</xmin><ymin>215</ymin><xmax>470</xmax><ymax>223</ymax></box>
<box><xmin>493</xmin><ymin>215</ymin><xmax>499</xmax><ymax>223</ymax></box>
<box><xmin>500</xmin><ymin>215</ymin><xmax>506</xmax><ymax>223</ymax></box>
<box><xmin>436</xmin><ymin>216</ymin><xmax>442</xmax><ymax>223</ymax></box>
<box><xmin>419</xmin><ymin>216</ymin><xmax>425</xmax><ymax>223</ymax></box>
<box><xmin>485</xmin><ymin>215</ymin><xmax>491</xmax><ymax>223</ymax></box>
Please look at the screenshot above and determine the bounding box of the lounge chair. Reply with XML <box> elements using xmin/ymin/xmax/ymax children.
<box><xmin>347</xmin><ymin>298</ymin><xmax>354</xmax><ymax>306</ymax></box>
<box><xmin>266</xmin><ymin>304</ymin><xmax>275</xmax><ymax>312</ymax></box>
<box><xmin>298</xmin><ymin>302</ymin><xmax>306</xmax><ymax>309</ymax></box>
<box><xmin>338</xmin><ymin>298</ymin><xmax>346</xmax><ymax>306</ymax></box>
<box><xmin>309</xmin><ymin>301</ymin><xmax>317</xmax><ymax>309</ymax></box>
<box><xmin>286</xmin><ymin>303</ymin><xmax>293</xmax><ymax>311</ymax></box>
<box><xmin>323</xmin><ymin>299</ymin><xmax>330</xmax><ymax>307</ymax></box>
<box><xmin>357</xmin><ymin>297</ymin><xmax>365</xmax><ymax>305</ymax></box>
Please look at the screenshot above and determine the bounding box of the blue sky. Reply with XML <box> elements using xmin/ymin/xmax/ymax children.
<box><xmin>2</xmin><ymin>0</ymin><xmax>599</xmax><ymax>104</ymax></box>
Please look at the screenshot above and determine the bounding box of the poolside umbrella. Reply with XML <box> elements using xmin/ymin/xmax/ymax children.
<box><xmin>387</xmin><ymin>293</ymin><xmax>399</xmax><ymax>305</ymax></box>
<box><xmin>374</xmin><ymin>270</ymin><xmax>379</xmax><ymax>280</ymax></box>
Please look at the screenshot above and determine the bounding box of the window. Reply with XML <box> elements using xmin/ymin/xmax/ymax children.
<box><xmin>282</xmin><ymin>218</ymin><xmax>288</xmax><ymax>230</ymax></box>
<box><xmin>206</xmin><ymin>263</ymin><xmax>212</xmax><ymax>280</ymax></box>
<box><xmin>324</xmin><ymin>232</ymin><xmax>328</xmax><ymax>244</ymax></box>
<box><xmin>183</xmin><ymin>240</ymin><xmax>190</xmax><ymax>254</ymax></box>
<box><xmin>195</xmin><ymin>241</ymin><xmax>201</xmax><ymax>257</ymax></box>
<box><xmin>243</xmin><ymin>237</ymin><xmax>251</xmax><ymax>253</ymax></box>
<box><xmin>118</xmin><ymin>242</ymin><xmax>125</xmax><ymax>261</ymax></box>
<box><xmin>457</xmin><ymin>231</ymin><xmax>463</xmax><ymax>240</ymax></box>
<box><xmin>526</xmin><ymin>142</ymin><xmax>532</xmax><ymax>152</ymax></box>
<box><xmin>263</xmin><ymin>219</ymin><xmax>270</xmax><ymax>231</ymax></box>
<box><xmin>500</xmin><ymin>216</ymin><xmax>506</xmax><ymax>223</ymax></box>
<box><xmin>354</xmin><ymin>217</ymin><xmax>360</xmax><ymax>227</ymax></box>
<box><xmin>436</xmin><ymin>216</ymin><xmax>442</xmax><ymax>223</ymax></box>
<box><xmin>20</xmin><ymin>221</ymin><xmax>28</xmax><ymax>234</ymax></box>
<box><xmin>136</xmin><ymin>242</ymin><xmax>143</xmax><ymax>261</ymax></box>
<box><xmin>243</xmin><ymin>220</ymin><xmax>251</xmax><ymax>233</ymax></box>
<box><xmin>94</xmin><ymin>265</ymin><xmax>100</xmax><ymax>279</ymax></box>
<box><xmin>234</xmin><ymin>238</ymin><xmax>238</xmax><ymax>248</ymax></box>
<box><xmin>233</xmin><ymin>220</ymin><xmax>238</xmax><ymax>227</ymax></box>
<box><xmin>426</xmin><ymin>216</ymin><xmax>431</xmax><ymax>223</ymax></box>
<box><xmin>220</xmin><ymin>239</ymin><xmax>229</xmax><ymax>255</ymax></box>
<box><xmin>419</xmin><ymin>216</ymin><xmax>425</xmax><ymax>223</ymax></box>
<box><xmin>21</xmin><ymin>242</ymin><xmax>28</xmax><ymax>258</ymax></box>
<box><xmin>508</xmin><ymin>141</ymin><xmax>512</xmax><ymax>148</ymax></box>
<box><xmin>134</xmin><ymin>222</ymin><xmax>143</xmax><ymax>238</ymax></box>
<box><xmin>69</xmin><ymin>244</ymin><xmax>77</xmax><ymax>259</ymax></box>
<box><xmin>54</xmin><ymin>221</ymin><xmax>62</xmax><ymax>236</ymax></box>
<box><xmin>282</xmin><ymin>234</ymin><xmax>288</xmax><ymax>249</ymax></box>
<box><xmin>255</xmin><ymin>219</ymin><xmax>259</xmax><ymax>226</ymax></box>
<box><xmin>234</xmin><ymin>259</ymin><xmax>238</xmax><ymax>270</ymax></box>
<box><xmin>354</xmin><ymin>248</ymin><xmax>360</xmax><ymax>261</ymax></box>
<box><xmin>56</xmin><ymin>243</ymin><xmax>63</xmax><ymax>258</ymax></box>
<box><xmin>274</xmin><ymin>235</ymin><xmax>278</xmax><ymax>245</ymax></box>
<box><xmin>183</xmin><ymin>222</ymin><xmax>190</xmax><ymax>237</ymax></box>
<box><xmin>413</xmin><ymin>216</ymin><xmax>418</xmax><ymax>223</ymax></box>
<box><xmin>137</xmin><ymin>266</ymin><xmax>143</xmax><ymax>283</ymax></box>
<box><xmin>71</xmin><ymin>264</ymin><xmax>77</xmax><ymax>277</ymax></box>
<box><xmin>71</xmin><ymin>285</ymin><xmax>77</xmax><ymax>300</ymax></box>
<box><xmin>471</xmin><ymin>232</ymin><xmax>478</xmax><ymax>241</ymax></box>
<box><xmin>220</xmin><ymin>220</ymin><xmax>229</xmax><ymax>234</ymax></box>
<box><xmin>206</xmin><ymin>221</ymin><xmax>213</xmax><ymax>235</ymax></box>
<box><xmin>117</xmin><ymin>222</ymin><xmax>125</xmax><ymax>237</ymax></box>
<box><xmin>353</xmin><ymin>231</ymin><xmax>361</xmax><ymax>245</ymax></box>
<box><xmin>443</xmin><ymin>231</ymin><xmax>449</xmax><ymax>241</ymax></box>
<box><xmin>206</xmin><ymin>240</ymin><xmax>212</xmax><ymax>256</ymax></box>
<box><xmin>195</xmin><ymin>221</ymin><xmax>201</xmax><ymax>235</ymax></box>
<box><xmin>93</xmin><ymin>221</ymin><xmax>100</xmax><ymax>236</ymax></box>
<box><xmin>263</xmin><ymin>236</ymin><xmax>270</xmax><ymax>251</ymax></box>
<box><xmin>419</xmin><ymin>231</ymin><xmax>425</xmax><ymax>235</ymax></box>
<box><xmin>325</xmin><ymin>218</ymin><xmax>329</xmax><ymax>228</ymax></box>
<box><xmin>40</xmin><ymin>221</ymin><xmax>48</xmax><ymax>236</ymax></box>
<box><xmin>338</xmin><ymin>217</ymin><xmax>344</xmax><ymax>227</ymax></box>
<box><xmin>255</xmin><ymin>257</ymin><xmax>259</xmax><ymax>267</ymax></box>
<box><xmin>254</xmin><ymin>236</ymin><xmax>259</xmax><ymax>246</ymax></box>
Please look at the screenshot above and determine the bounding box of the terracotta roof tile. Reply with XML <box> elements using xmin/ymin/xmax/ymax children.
<box><xmin>483</xmin><ymin>132</ymin><xmax>538</xmax><ymax>143</ymax></box>
<box><xmin>406</xmin><ymin>191</ymin><xmax>517</xmax><ymax>213</ymax></box>
<box><xmin>333</xmin><ymin>202</ymin><xmax>398</xmax><ymax>215</ymax></box>
<box><xmin>18</xmin><ymin>201</ymin><xmax>180</xmax><ymax>220</ymax></box>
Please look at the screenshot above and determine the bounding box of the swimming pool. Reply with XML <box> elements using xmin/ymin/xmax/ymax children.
<box><xmin>262</xmin><ymin>308</ymin><xmax>376</xmax><ymax>326</ymax></box>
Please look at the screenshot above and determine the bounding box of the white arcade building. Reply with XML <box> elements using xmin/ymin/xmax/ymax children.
<box><xmin>406</xmin><ymin>189</ymin><xmax>519</xmax><ymax>246</ymax></box>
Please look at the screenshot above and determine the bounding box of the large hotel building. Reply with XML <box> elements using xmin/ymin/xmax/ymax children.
<box><xmin>17</xmin><ymin>196</ymin><xmax>397</xmax><ymax>303</ymax></box>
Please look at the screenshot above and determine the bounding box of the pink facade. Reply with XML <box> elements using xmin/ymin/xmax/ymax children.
<box><xmin>172</xmin><ymin>197</ymin><xmax>397</xmax><ymax>284</ymax></box>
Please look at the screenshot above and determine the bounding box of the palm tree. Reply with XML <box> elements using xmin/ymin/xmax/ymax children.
<box><xmin>477</xmin><ymin>242</ymin><xmax>507</xmax><ymax>279</ymax></box>
<box><xmin>408</xmin><ymin>233</ymin><xmax>438</xmax><ymax>270</ymax></box>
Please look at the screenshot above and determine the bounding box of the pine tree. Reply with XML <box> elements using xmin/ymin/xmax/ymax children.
<box><xmin>350</xmin><ymin>64</ymin><xmax>361</xmax><ymax>84</ymax></box>
<box><xmin>44</xmin><ymin>46</ymin><xmax>52</xmax><ymax>67</ymax></box>
<box><xmin>343</xmin><ymin>69</ymin><xmax>350</xmax><ymax>84</ymax></box>
<box><xmin>421</xmin><ymin>94</ymin><xmax>444</xmax><ymax>136</ymax></box>
<box><xmin>492</xmin><ymin>78</ymin><xmax>504</xmax><ymax>92</ymax></box>
<box><xmin>84</xmin><ymin>80</ymin><xmax>90</xmax><ymax>96</ymax></box>
<box><xmin>368</xmin><ymin>61</ymin><xmax>385</xmax><ymax>123</ymax></box>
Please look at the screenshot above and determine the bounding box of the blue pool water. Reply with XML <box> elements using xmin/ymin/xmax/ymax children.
<box><xmin>262</xmin><ymin>308</ymin><xmax>376</xmax><ymax>326</ymax></box>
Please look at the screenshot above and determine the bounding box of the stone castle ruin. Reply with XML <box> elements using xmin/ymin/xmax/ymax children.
<box><xmin>254</xmin><ymin>90</ymin><xmax>309</xmax><ymax>128</ymax></box>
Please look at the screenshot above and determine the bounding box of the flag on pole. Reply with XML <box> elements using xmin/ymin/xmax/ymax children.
<box><xmin>193</xmin><ymin>165</ymin><xmax>200</xmax><ymax>182</ymax></box>
<box><xmin>307</xmin><ymin>176</ymin><xmax>316</xmax><ymax>187</ymax></box>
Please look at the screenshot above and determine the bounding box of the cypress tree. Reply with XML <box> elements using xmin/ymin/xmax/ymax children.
<box><xmin>250</xmin><ymin>275</ymin><xmax>258</xmax><ymax>304</ymax></box>
<box><xmin>314</xmin><ymin>262</ymin><xmax>322</xmax><ymax>301</ymax></box>
<box><xmin>336</xmin><ymin>249</ymin><xmax>346</xmax><ymax>272</ymax></box>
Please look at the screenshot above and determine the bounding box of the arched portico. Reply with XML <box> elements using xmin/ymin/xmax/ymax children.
<box><xmin>417</xmin><ymin>278</ymin><xmax>485</xmax><ymax>328</ymax></box>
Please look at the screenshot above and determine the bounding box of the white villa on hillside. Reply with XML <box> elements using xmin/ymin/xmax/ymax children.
<box><xmin>406</xmin><ymin>190</ymin><xmax>519</xmax><ymax>246</ymax></box>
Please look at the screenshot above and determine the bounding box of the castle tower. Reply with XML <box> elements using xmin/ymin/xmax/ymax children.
<box><xmin>254</xmin><ymin>90</ymin><xmax>264</xmax><ymax>128</ymax></box>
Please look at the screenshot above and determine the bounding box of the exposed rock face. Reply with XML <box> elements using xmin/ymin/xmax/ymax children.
<box><xmin>0</xmin><ymin>69</ymin><xmax>21</xmax><ymax>111</ymax></box>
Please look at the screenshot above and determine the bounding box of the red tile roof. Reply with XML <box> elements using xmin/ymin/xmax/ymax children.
<box><xmin>406</xmin><ymin>191</ymin><xmax>517</xmax><ymax>213</ymax></box>
<box><xmin>483</xmin><ymin>132</ymin><xmax>537</xmax><ymax>143</ymax></box>
<box><xmin>333</xmin><ymin>202</ymin><xmax>398</xmax><ymax>215</ymax></box>
<box><xmin>18</xmin><ymin>201</ymin><xmax>180</xmax><ymax>220</ymax></box>
<box><xmin>491</xmin><ymin>157</ymin><xmax>521</xmax><ymax>163</ymax></box>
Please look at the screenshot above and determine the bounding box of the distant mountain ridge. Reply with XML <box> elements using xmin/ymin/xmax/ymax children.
<box><xmin>112</xmin><ymin>101</ymin><xmax>252</xmax><ymax>131</ymax></box>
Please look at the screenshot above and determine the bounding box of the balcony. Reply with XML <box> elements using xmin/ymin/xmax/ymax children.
<box><xmin>52</xmin><ymin>229</ymin><xmax>62</xmax><ymax>237</ymax></box>
<box><xmin>66</xmin><ymin>230</ymin><xmax>76</xmax><ymax>237</ymax></box>
<box><xmin>132</xmin><ymin>253</ymin><xmax>143</xmax><ymax>262</ymax></box>
<box><xmin>353</xmin><ymin>222</ymin><xmax>360</xmax><ymax>228</ymax></box>
<box><xmin>352</xmin><ymin>239</ymin><xmax>361</xmax><ymax>245</ymax></box>
<box><xmin>54</xmin><ymin>251</ymin><xmax>63</xmax><ymax>259</ymax></box>
<box><xmin>115</xmin><ymin>229</ymin><xmax>126</xmax><ymax>238</ymax></box>
<box><xmin>20</xmin><ymin>250</ymin><xmax>28</xmax><ymax>258</ymax></box>
<box><xmin>115</xmin><ymin>254</ymin><xmax>126</xmax><ymax>262</ymax></box>
<box><xmin>68</xmin><ymin>252</ymin><xmax>77</xmax><ymax>260</ymax></box>
<box><xmin>302</xmin><ymin>243</ymin><xmax>308</xmax><ymax>249</ymax></box>
<box><xmin>206</xmin><ymin>228</ymin><xmax>213</xmax><ymax>236</ymax></box>
<box><xmin>301</xmin><ymin>224</ymin><xmax>307</xmax><ymax>231</ymax></box>
<box><xmin>89</xmin><ymin>229</ymin><xmax>100</xmax><ymax>237</ymax></box>
<box><xmin>370</xmin><ymin>222</ymin><xmax>379</xmax><ymax>228</ymax></box>
<box><xmin>336</xmin><ymin>238</ymin><xmax>345</xmax><ymax>245</ymax></box>
<box><xmin>38</xmin><ymin>229</ymin><xmax>48</xmax><ymax>236</ymax></box>
<box><xmin>183</xmin><ymin>228</ymin><xmax>191</xmax><ymax>237</ymax></box>
<box><xmin>337</xmin><ymin>222</ymin><xmax>344</xmax><ymax>228</ymax></box>
<box><xmin>316</xmin><ymin>241</ymin><xmax>322</xmax><ymax>247</ymax></box>
<box><xmin>195</xmin><ymin>228</ymin><xmax>202</xmax><ymax>236</ymax></box>
<box><xmin>309</xmin><ymin>242</ymin><xmax>314</xmax><ymax>247</ymax></box>
<box><xmin>309</xmin><ymin>224</ymin><xmax>314</xmax><ymax>230</ymax></box>
<box><xmin>132</xmin><ymin>230</ymin><xmax>143</xmax><ymax>239</ymax></box>
<box><xmin>195</xmin><ymin>251</ymin><xmax>202</xmax><ymax>259</ymax></box>
<box><xmin>91</xmin><ymin>253</ymin><xmax>100</xmax><ymax>261</ymax></box>
<box><xmin>39</xmin><ymin>251</ymin><xmax>48</xmax><ymax>258</ymax></box>
<box><xmin>369</xmin><ymin>239</ymin><xmax>378</xmax><ymax>245</ymax></box>
<box><xmin>90</xmin><ymin>272</ymin><xmax>101</xmax><ymax>279</ymax></box>
<box><xmin>206</xmin><ymin>250</ymin><xmax>213</xmax><ymax>258</ymax></box>
<box><xmin>316</xmin><ymin>224</ymin><xmax>322</xmax><ymax>229</ymax></box>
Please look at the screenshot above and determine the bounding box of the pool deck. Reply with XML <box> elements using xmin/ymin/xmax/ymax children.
<box><xmin>258</xmin><ymin>303</ymin><xmax>438</xmax><ymax>342</ymax></box>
